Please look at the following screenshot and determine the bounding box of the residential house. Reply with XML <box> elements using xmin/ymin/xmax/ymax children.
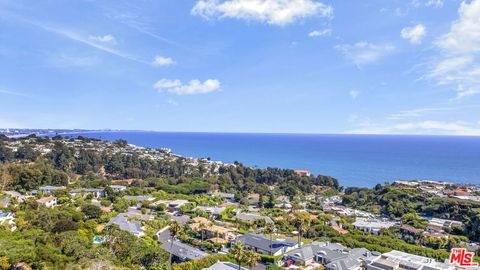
<box><xmin>284</xmin><ymin>242</ymin><xmax>379</xmax><ymax>270</ymax></box>
<box><xmin>235</xmin><ymin>212</ymin><xmax>273</xmax><ymax>224</ymax></box>
<box><xmin>208</xmin><ymin>191</ymin><xmax>236</xmax><ymax>202</ymax></box>
<box><xmin>153</xmin><ymin>199</ymin><xmax>190</xmax><ymax>212</ymax></box>
<box><xmin>160</xmin><ymin>240</ymin><xmax>208</xmax><ymax>262</ymax></box>
<box><xmin>36</xmin><ymin>196</ymin><xmax>57</xmax><ymax>207</ymax></box>
<box><xmin>106</xmin><ymin>213</ymin><xmax>144</xmax><ymax>237</ymax></box>
<box><xmin>203</xmin><ymin>261</ymin><xmax>247</xmax><ymax>270</ymax></box>
<box><xmin>352</xmin><ymin>218</ymin><xmax>397</xmax><ymax>235</ymax></box>
<box><xmin>399</xmin><ymin>225</ymin><xmax>423</xmax><ymax>241</ymax></box>
<box><xmin>109</xmin><ymin>185</ymin><xmax>127</xmax><ymax>192</ymax></box>
<box><xmin>123</xmin><ymin>195</ymin><xmax>156</xmax><ymax>203</ymax></box>
<box><xmin>294</xmin><ymin>170</ymin><xmax>311</xmax><ymax>177</ymax></box>
<box><xmin>194</xmin><ymin>206</ymin><xmax>226</xmax><ymax>219</ymax></box>
<box><xmin>38</xmin><ymin>186</ymin><xmax>66</xmax><ymax>194</ymax></box>
<box><xmin>366</xmin><ymin>250</ymin><xmax>455</xmax><ymax>270</ymax></box>
<box><xmin>245</xmin><ymin>193</ymin><xmax>260</xmax><ymax>205</ymax></box>
<box><xmin>427</xmin><ymin>217</ymin><xmax>464</xmax><ymax>230</ymax></box>
<box><xmin>70</xmin><ymin>188</ymin><xmax>105</xmax><ymax>198</ymax></box>
<box><xmin>234</xmin><ymin>234</ymin><xmax>298</xmax><ymax>256</ymax></box>
<box><xmin>189</xmin><ymin>217</ymin><xmax>236</xmax><ymax>243</ymax></box>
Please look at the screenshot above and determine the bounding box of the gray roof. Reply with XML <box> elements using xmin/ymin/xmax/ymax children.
<box><xmin>204</xmin><ymin>261</ymin><xmax>247</xmax><ymax>270</ymax></box>
<box><xmin>287</xmin><ymin>243</ymin><xmax>375</xmax><ymax>270</ymax></box>
<box><xmin>71</xmin><ymin>188</ymin><xmax>104</xmax><ymax>193</ymax></box>
<box><xmin>235</xmin><ymin>213</ymin><xmax>273</xmax><ymax>223</ymax></box>
<box><xmin>107</xmin><ymin>214</ymin><xmax>143</xmax><ymax>236</ymax></box>
<box><xmin>160</xmin><ymin>240</ymin><xmax>208</xmax><ymax>261</ymax></box>
<box><xmin>172</xmin><ymin>215</ymin><xmax>191</xmax><ymax>225</ymax></box>
<box><xmin>236</xmin><ymin>234</ymin><xmax>297</xmax><ymax>254</ymax></box>
<box><xmin>39</xmin><ymin>186</ymin><xmax>66</xmax><ymax>191</ymax></box>
<box><xmin>123</xmin><ymin>195</ymin><xmax>154</xmax><ymax>202</ymax></box>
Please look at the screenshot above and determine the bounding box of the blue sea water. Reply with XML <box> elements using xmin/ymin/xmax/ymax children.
<box><xmin>65</xmin><ymin>131</ymin><xmax>480</xmax><ymax>188</ymax></box>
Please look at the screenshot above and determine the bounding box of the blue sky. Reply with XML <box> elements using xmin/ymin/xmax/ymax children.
<box><xmin>1</xmin><ymin>0</ymin><xmax>480</xmax><ymax>135</ymax></box>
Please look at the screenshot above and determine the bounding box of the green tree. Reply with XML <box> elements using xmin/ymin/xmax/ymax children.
<box><xmin>230</xmin><ymin>242</ymin><xmax>247</xmax><ymax>270</ymax></box>
<box><xmin>81</xmin><ymin>204</ymin><xmax>102</xmax><ymax>219</ymax></box>
<box><xmin>0</xmin><ymin>257</ymin><xmax>10</xmax><ymax>270</ymax></box>
<box><xmin>245</xmin><ymin>250</ymin><xmax>260</xmax><ymax>270</ymax></box>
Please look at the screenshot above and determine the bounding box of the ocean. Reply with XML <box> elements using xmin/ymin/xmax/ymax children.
<box><xmin>64</xmin><ymin>131</ymin><xmax>480</xmax><ymax>188</ymax></box>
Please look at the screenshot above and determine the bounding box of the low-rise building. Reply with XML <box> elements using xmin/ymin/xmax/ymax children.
<box><xmin>106</xmin><ymin>213</ymin><xmax>144</xmax><ymax>237</ymax></box>
<box><xmin>234</xmin><ymin>234</ymin><xmax>298</xmax><ymax>256</ymax></box>
<box><xmin>70</xmin><ymin>188</ymin><xmax>105</xmax><ymax>198</ymax></box>
<box><xmin>366</xmin><ymin>250</ymin><xmax>455</xmax><ymax>270</ymax></box>
<box><xmin>154</xmin><ymin>199</ymin><xmax>190</xmax><ymax>212</ymax></box>
<box><xmin>352</xmin><ymin>218</ymin><xmax>397</xmax><ymax>235</ymax></box>
<box><xmin>203</xmin><ymin>261</ymin><xmax>247</xmax><ymax>270</ymax></box>
<box><xmin>294</xmin><ymin>170</ymin><xmax>311</xmax><ymax>177</ymax></box>
<box><xmin>427</xmin><ymin>217</ymin><xmax>464</xmax><ymax>230</ymax></box>
<box><xmin>109</xmin><ymin>185</ymin><xmax>127</xmax><ymax>192</ymax></box>
<box><xmin>36</xmin><ymin>196</ymin><xmax>57</xmax><ymax>207</ymax></box>
<box><xmin>284</xmin><ymin>242</ymin><xmax>380</xmax><ymax>270</ymax></box>
<box><xmin>245</xmin><ymin>193</ymin><xmax>260</xmax><ymax>205</ymax></box>
<box><xmin>39</xmin><ymin>186</ymin><xmax>66</xmax><ymax>194</ymax></box>
<box><xmin>235</xmin><ymin>212</ymin><xmax>273</xmax><ymax>224</ymax></box>
<box><xmin>160</xmin><ymin>240</ymin><xmax>208</xmax><ymax>262</ymax></box>
<box><xmin>190</xmin><ymin>217</ymin><xmax>237</xmax><ymax>242</ymax></box>
<box><xmin>194</xmin><ymin>206</ymin><xmax>226</xmax><ymax>219</ymax></box>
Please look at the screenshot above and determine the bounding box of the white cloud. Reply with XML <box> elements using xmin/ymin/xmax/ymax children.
<box><xmin>152</xmin><ymin>56</ymin><xmax>175</xmax><ymax>66</ymax></box>
<box><xmin>191</xmin><ymin>0</ymin><xmax>333</xmax><ymax>26</ymax></box>
<box><xmin>349</xmin><ymin>90</ymin><xmax>360</xmax><ymax>99</ymax></box>
<box><xmin>401</xmin><ymin>24</ymin><xmax>426</xmax><ymax>44</ymax></box>
<box><xmin>427</xmin><ymin>0</ymin><xmax>480</xmax><ymax>99</ymax></box>
<box><xmin>386</xmin><ymin>107</ymin><xmax>450</xmax><ymax>120</ymax></box>
<box><xmin>350</xmin><ymin>120</ymin><xmax>480</xmax><ymax>135</ymax></box>
<box><xmin>335</xmin><ymin>42</ymin><xmax>395</xmax><ymax>67</ymax></box>
<box><xmin>167</xmin><ymin>99</ymin><xmax>179</xmax><ymax>106</ymax></box>
<box><xmin>0</xmin><ymin>88</ymin><xmax>32</xmax><ymax>98</ymax></box>
<box><xmin>426</xmin><ymin>0</ymin><xmax>443</xmax><ymax>8</ymax></box>
<box><xmin>308</xmin><ymin>28</ymin><xmax>331</xmax><ymax>37</ymax></box>
<box><xmin>89</xmin><ymin>34</ymin><xmax>116</xmax><ymax>45</ymax></box>
<box><xmin>153</xmin><ymin>79</ymin><xmax>221</xmax><ymax>95</ymax></box>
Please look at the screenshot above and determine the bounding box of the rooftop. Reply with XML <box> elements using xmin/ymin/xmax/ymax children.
<box><xmin>160</xmin><ymin>240</ymin><xmax>208</xmax><ymax>261</ymax></box>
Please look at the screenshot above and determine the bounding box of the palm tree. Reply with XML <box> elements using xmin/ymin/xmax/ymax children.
<box><xmin>245</xmin><ymin>250</ymin><xmax>260</xmax><ymax>270</ymax></box>
<box><xmin>168</xmin><ymin>221</ymin><xmax>182</xmax><ymax>270</ymax></box>
<box><xmin>199</xmin><ymin>222</ymin><xmax>206</xmax><ymax>242</ymax></box>
<box><xmin>293</xmin><ymin>217</ymin><xmax>306</xmax><ymax>247</ymax></box>
<box><xmin>263</xmin><ymin>223</ymin><xmax>276</xmax><ymax>256</ymax></box>
<box><xmin>230</xmin><ymin>242</ymin><xmax>247</xmax><ymax>270</ymax></box>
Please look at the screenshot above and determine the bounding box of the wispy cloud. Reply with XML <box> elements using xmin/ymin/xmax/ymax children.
<box><xmin>153</xmin><ymin>79</ymin><xmax>221</xmax><ymax>95</ymax></box>
<box><xmin>308</xmin><ymin>29</ymin><xmax>332</xmax><ymax>37</ymax></box>
<box><xmin>89</xmin><ymin>34</ymin><xmax>117</xmax><ymax>45</ymax></box>
<box><xmin>0</xmin><ymin>88</ymin><xmax>32</xmax><ymax>98</ymax></box>
<box><xmin>349</xmin><ymin>90</ymin><xmax>360</xmax><ymax>99</ymax></box>
<box><xmin>7</xmin><ymin>13</ymin><xmax>149</xmax><ymax>65</ymax></box>
<box><xmin>426</xmin><ymin>0</ymin><xmax>480</xmax><ymax>99</ymax></box>
<box><xmin>350</xmin><ymin>120</ymin><xmax>480</xmax><ymax>136</ymax></box>
<box><xmin>38</xmin><ymin>24</ymin><xmax>147</xmax><ymax>64</ymax></box>
<box><xmin>191</xmin><ymin>0</ymin><xmax>333</xmax><ymax>26</ymax></box>
<box><xmin>335</xmin><ymin>41</ymin><xmax>395</xmax><ymax>67</ymax></box>
<box><xmin>386</xmin><ymin>107</ymin><xmax>450</xmax><ymax>120</ymax></box>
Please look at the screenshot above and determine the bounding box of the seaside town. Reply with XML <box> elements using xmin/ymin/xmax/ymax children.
<box><xmin>1</xmin><ymin>133</ymin><xmax>480</xmax><ymax>270</ymax></box>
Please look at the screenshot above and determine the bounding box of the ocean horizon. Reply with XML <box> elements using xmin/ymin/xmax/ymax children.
<box><xmin>64</xmin><ymin>131</ymin><xmax>480</xmax><ymax>188</ymax></box>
